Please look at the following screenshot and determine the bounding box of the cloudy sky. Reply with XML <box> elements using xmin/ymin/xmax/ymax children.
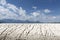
<box><xmin>0</xmin><ymin>0</ymin><xmax>60</xmax><ymax>22</ymax></box>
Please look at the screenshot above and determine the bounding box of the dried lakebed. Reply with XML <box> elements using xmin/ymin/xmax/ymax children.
<box><xmin>0</xmin><ymin>23</ymin><xmax>60</xmax><ymax>40</ymax></box>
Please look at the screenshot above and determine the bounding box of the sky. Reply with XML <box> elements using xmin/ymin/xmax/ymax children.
<box><xmin>0</xmin><ymin>0</ymin><xmax>60</xmax><ymax>22</ymax></box>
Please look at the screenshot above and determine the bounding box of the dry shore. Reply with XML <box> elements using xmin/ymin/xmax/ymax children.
<box><xmin>0</xmin><ymin>23</ymin><xmax>60</xmax><ymax>40</ymax></box>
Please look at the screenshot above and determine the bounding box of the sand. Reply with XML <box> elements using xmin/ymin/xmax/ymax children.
<box><xmin>0</xmin><ymin>23</ymin><xmax>60</xmax><ymax>40</ymax></box>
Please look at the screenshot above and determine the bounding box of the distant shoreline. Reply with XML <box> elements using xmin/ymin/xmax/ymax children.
<box><xmin>0</xmin><ymin>23</ymin><xmax>60</xmax><ymax>24</ymax></box>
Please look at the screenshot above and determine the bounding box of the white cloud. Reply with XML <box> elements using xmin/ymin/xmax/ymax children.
<box><xmin>31</xmin><ymin>11</ymin><xmax>40</xmax><ymax>17</ymax></box>
<box><xmin>44</xmin><ymin>9</ymin><xmax>51</xmax><ymax>13</ymax></box>
<box><xmin>0</xmin><ymin>0</ymin><xmax>60</xmax><ymax>22</ymax></box>
<box><xmin>52</xmin><ymin>16</ymin><xmax>56</xmax><ymax>19</ymax></box>
<box><xmin>0</xmin><ymin>6</ymin><xmax>18</xmax><ymax>19</ymax></box>
<box><xmin>0</xmin><ymin>0</ymin><xmax>6</xmax><ymax>5</ymax></box>
<box><xmin>32</xmin><ymin>6</ymin><xmax>37</xmax><ymax>10</ymax></box>
<box><xmin>19</xmin><ymin>7</ymin><xmax>26</xmax><ymax>16</ymax></box>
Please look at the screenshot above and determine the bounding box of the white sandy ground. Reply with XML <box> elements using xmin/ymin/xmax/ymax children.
<box><xmin>0</xmin><ymin>23</ymin><xmax>60</xmax><ymax>40</ymax></box>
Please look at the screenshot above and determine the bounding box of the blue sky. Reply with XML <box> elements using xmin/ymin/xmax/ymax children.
<box><xmin>0</xmin><ymin>0</ymin><xmax>60</xmax><ymax>22</ymax></box>
<box><xmin>6</xmin><ymin>0</ymin><xmax>60</xmax><ymax>15</ymax></box>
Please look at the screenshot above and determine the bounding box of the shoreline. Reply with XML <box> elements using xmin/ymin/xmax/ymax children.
<box><xmin>0</xmin><ymin>23</ymin><xmax>60</xmax><ymax>24</ymax></box>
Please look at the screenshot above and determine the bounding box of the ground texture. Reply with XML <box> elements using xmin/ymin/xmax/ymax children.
<box><xmin>0</xmin><ymin>23</ymin><xmax>60</xmax><ymax>40</ymax></box>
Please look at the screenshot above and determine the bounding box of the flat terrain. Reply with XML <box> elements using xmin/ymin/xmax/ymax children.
<box><xmin>0</xmin><ymin>23</ymin><xmax>60</xmax><ymax>40</ymax></box>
